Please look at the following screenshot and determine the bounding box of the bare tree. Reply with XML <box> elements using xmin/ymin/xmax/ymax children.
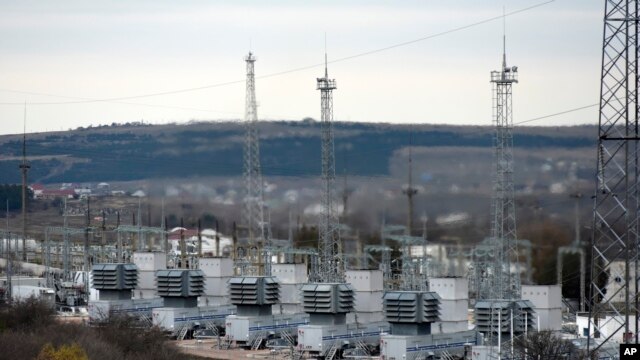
<box><xmin>513</xmin><ymin>330</ymin><xmax>592</xmax><ymax>360</ymax></box>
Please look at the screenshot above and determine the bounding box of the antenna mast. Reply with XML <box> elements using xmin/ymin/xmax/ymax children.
<box><xmin>315</xmin><ymin>49</ymin><xmax>342</xmax><ymax>283</ymax></box>
<box><xmin>478</xmin><ymin>20</ymin><xmax>520</xmax><ymax>301</ymax></box>
<box><xmin>242</xmin><ymin>52</ymin><xmax>269</xmax><ymax>275</ymax></box>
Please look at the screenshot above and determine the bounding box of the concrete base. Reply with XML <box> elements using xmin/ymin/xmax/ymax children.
<box><xmin>535</xmin><ymin>308</ymin><xmax>562</xmax><ymax>331</ymax></box>
<box><xmin>431</xmin><ymin>320</ymin><xmax>469</xmax><ymax>334</ymax></box>
<box><xmin>199</xmin><ymin>295</ymin><xmax>230</xmax><ymax>307</ymax></box>
<box><xmin>440</xmin><ymin>299</ymin><xmax>469</xmax><ymax>322</ymax></box>
<box><xmin>353</xmin><ymin>291</ymin><xmax>383</xmax><ymax>312</ymax></box>
<box><xmin>272</xmin><ymin>303</ymin><xmax>303</xmax><ymax>315</ymax></box>
<box><xmin>133</xmin><ymin>289</ymin><xmax>156</xmax><ymax>299</ymax></box>
<box><xmin>381</xmin><ymin>330</ymin><xmax>480</xmax><ymax>360</ymax></box>
<box><xmin>204</xmin><ymin>277</ymin><xmax>231</xmax><ymax>297</ymax></box>
<box><xmin>279</xmin><ymin>283</ymin><xmax>302</xmax><ymax>304</ymax></box>
<box><xmin>347</xmin><ymin>311</ymin><xmax>385</xmax><ymax>324</ymax></box>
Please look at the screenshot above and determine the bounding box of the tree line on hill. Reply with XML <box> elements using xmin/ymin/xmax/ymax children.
<box><xmin>0</xmin><ymin>122</ymin><xmax>595</xmax><ymax>184</ymax></box>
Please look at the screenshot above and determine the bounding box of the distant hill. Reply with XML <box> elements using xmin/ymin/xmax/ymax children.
<box><xmin>0</xmin><ymin>121</ymin><xmax>596</xmax><ymax>184</ymax></box>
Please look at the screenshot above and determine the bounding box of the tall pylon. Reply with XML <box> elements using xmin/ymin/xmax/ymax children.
<box><xmin>315</xmin><ymin>52</ymin><xmax>343</xmax><ymax>283</ymax></box>
<box><xmin>242</xmin><ymin>52</ymin><xmax>268</xmax><ymax>275</ymax></box>
<box><xmin>479</xmin><ymin>26</ymin><xmax>521</xmax><ymax>301</ymax></box>
<box><xmin>20</xmin><ymin>105</ymin><xmax>30</xmax><ymax>261</ymax></box>
<box><xmin>588</xmin><ymin>0</ymin><xmax>640</xmax><ymax>352</ymax></box>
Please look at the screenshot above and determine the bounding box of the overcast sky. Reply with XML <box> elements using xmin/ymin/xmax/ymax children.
<box><xmin>0</xmin><ymin>0</ymin><xmax>601</xmax><ymax>135</ymax></box>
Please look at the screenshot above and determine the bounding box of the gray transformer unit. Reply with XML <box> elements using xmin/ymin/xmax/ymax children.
<box><xmin>89</xmin><ymin>263</ymin><xmax>163</xmax><ymax>323</ymax></box>
<box><xmin>92</xmin><ymin>263</ymin><xmax>138</xmax><ymax>300</ymax></box>
<box><xmin>297</xmin><ymin>282</ymin><xmax>389</xmax><ymax>358</ymax></box>
<box><xmin>225</xmin><ymin>276</ymin><xmax>309</xmax><ymax>348</ymax></box>
<box><xmin>383</xmin><ymin>291</ymin><xmax>440</xmax><ymax>335</ymax></box>
<box><xmin>381</xmin><ymin>291</ymin><xmax>481</xmax><ymax>360</ymax></box>
<box><xmin>301</xmin><ymin>283</ymin><xmax>354</xmax><ymax>325</ymax></box>
<box><xmin>230</xmin><ymin>276</ymin><xmax>279</xmax><ymax>315</ymax></box>
<box><xmin>473</xmin><ymin>299</ymin><xmax>536</xmax><ymax>337</ymax></box>
<box><xmin>152</xmin><ymin>269</ymin><xmax>235</xmax><ymax>339</ymax></box>
<box><xmin>156</xmin><ymin>269</ymin><xmax>204</xmax><ymax>308</ymax></box>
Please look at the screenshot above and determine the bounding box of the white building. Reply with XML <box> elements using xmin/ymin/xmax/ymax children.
<box><xmin>271</xmin><ymin>263</ymin><xmax>307</xmax><ymax>314</ymax></box>
<box><xmin>431</xmin><ymin>277</ymin><xmax>470</xmax><ymax>334</ymax></box>
<box><xmin>346</xmin><ymin>269</ymin><xmax>384</xmax><ymax>323</ymax></box>
<box><xmin>521</xmin><ymin>285</ymin><xmax>562</xmax><ymax>331</ymax></box>
<box><xmin>12</xmin><ymin>285</ymin><xmax>55</xmax><ymax>308</ymax></box>
<box><xmin>576</xmin><ymin>312</ymin><xmax>638</xmax><ymax>343</ymax></box>
<box><xmin>603</xmin><ymin>260</ymin><xmax>637</xmax><ymax>304</ymax></box>
<box><xmin>132</xmin><ymin>252</ymin><xmax>166</xmax><ymax>299</ymax></box>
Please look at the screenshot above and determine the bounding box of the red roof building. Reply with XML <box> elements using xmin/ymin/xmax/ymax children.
<box><xmin>37</xmin><ymin>188</ymin><xmax>76</xmax><ymax>200</ymax></box>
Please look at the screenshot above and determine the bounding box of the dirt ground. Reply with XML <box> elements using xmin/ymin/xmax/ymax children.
<box><xmin>175</xmin><ymin>339</ymin><xmax>292</xmax><ymax>360</ymax></box>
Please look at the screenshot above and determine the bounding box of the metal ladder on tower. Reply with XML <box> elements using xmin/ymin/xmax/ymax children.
<box><xmin>281</xmin><ymin>331</ymin><xmax>302</xmax><ymax>360</ymax></box>
<box><xmin>281</xmin><ymin>330</ymin><xmax>296</xmax><ymax>347</ymax></box>
<box><xmin>177</xmin><ymin>326</ymin><xmax>189</xmax><ymax>341</ymax></box>
<box><xmin>354</xmin><ymin>339</ymin><xmax>371</xmax><ymax>356</ymax></box>
<box><xmin>137</xmin><ymin>313</ymin><xmax>152</xmax><ymax>327</ymax></box>
<box><xmin>325</xmin><ymin>341</ymin><xmax>339</xmax><ymax>360</ymax></box>
<box><xmin>203</xmin><ymin>321</ymin><xmax>218</xmax><ymax>336</ymax></box>
<box><xmin>440</xmin><ymin>350</ymin><xmax>455</xmax><ymax>360</ymax></box>
<box><xmin>250</xmin><ymin>332</ymin><xmax>265</xmax><ymax>350</ymax></box>
<box><xmin>292</xmin><ymin>348</ymin><xmax>304</xmax><ymax>360</ymax></box>
<box><xmin>218</xmin><ymin>335</ymin><xmax>231</xmax><ymax>350</ymax></box>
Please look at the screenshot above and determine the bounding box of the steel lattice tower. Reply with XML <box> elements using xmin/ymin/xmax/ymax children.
<box><xmin>478</xmin><ymin>36</ymin><xmax>521</xmax><ymax>301</ymax></box>
<box><xmin>588</xmin><ymin>0</ymin><xmax>640</xmax><ymax>351</ymax></box>
<box><xmin>242</xmin><ymin>52</ymin><xmax>269</xmax><ymax>275</ymax></box>
<box><xmin>315</xmin><ymin>54</ymin><xmax>343</xmax><ymax>283</ymax></box>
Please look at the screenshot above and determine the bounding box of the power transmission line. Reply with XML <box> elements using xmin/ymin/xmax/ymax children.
<box><xmin>0</xmin><ymin>0</ymin><xmax>555</xmax><ymax>107</ymax></box>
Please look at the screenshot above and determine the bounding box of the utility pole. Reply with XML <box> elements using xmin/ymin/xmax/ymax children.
<box><xmin>421</xmin><ymin>212</ymin><xmax>428</xmax><ymax>241</ymax></box>
<box><xmin>180</xmin><ymin>218</ymin><xmax>186</xmax><ymax>269</ymax></box>
<box><xmin>197</xmin><ymin>219</ymin><xmax>202</xmax><ymax>259</ymax></box>
<box><xmin>570</xmin><ymin>192</ymin><xmax>583</xmax><ymax>244</ymax></box>
<box><xmin>6</xmin><ymin>200</ymin><xmax>11</xmax><ymax>303</ymax></box>
<box><xmin>116</xmin><ymin>211</ymin><xmax>122</xmax><ymax>262</ymax></box>
<box><xmin>161</xmin><ymin>198</ymin><xmax>167</xmax><ymax>256</ymax></box>
<box><xmin>84</xmin><ymin>196</ymin><xmax>90</xmax><ymax>301</ymax></box>
<box><xmin>100</xmin><ymin>209</ymin><xmax>106</xmax><ymax>263</ymax></box>
<box><xmin>137</xmin><ymin>198</ymin><xmax>142</xmax><ymax>251</ymax></box>
<box><xmin>19</xmin><ymin>106</ymin><xmax>30</xmax><ymax>261</ymax></box>
<box><xmin>215</xmin><ymin>220</ymin><xmax>220</xmax><ymax>257</ymax></box>
<box><xmin>342</xmin><ymin>153</ymin><xmax>351</xmax><ymax>222</ymax></box>
<box><xmin>131</xmin><ymin>212</ymin><xmax>136</xmax><ymax>252</ymax></box>
<box><xmin>147</xmin><ymin>200</ymin><xmax>151</xmax><ymax>228</ymax></box>
<box><xmin>403</xmin><ymin>129</ymin><xmax>417</xmax><ymax>236</ymax></box>
<box><xmin>63</xmin><ymin>198</ymin><xmax>70</xmax><ymax>282</ymax></box>
<box><xmin>285</xmin><ymin>209</ymin><xmax>294</xmax><ymax>264</ymax></box>
<box><xmin>163</xmin><ymin>216</ymin><xmax>168</xmax><ymax>265</ymax></box>
<box><xmin>557</xmin><ymin>192</ymin><xmax>585</xmax><ymax>312</ymax></box>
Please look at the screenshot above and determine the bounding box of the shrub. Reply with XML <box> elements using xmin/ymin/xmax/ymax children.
<box><xmin>0</xmin><ymin>299</ymin><xmax>195</xmax><ymax>360</ymax></box>
<box><xmin>37</xmin><ymin>343</ymin><xmax>88</xmax><ymax>360</ymax></box>
<box><xmin>0</xmin><ymin>296</ymin><xmax>55</xmax><ymax>332</ymax></box>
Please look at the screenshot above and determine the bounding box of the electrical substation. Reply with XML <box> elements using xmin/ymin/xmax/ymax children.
<box><xmin>1</xmin><ymin>2</ymin><xmax>638</xmax><ymax>359</ymax></box>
